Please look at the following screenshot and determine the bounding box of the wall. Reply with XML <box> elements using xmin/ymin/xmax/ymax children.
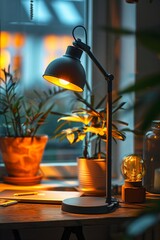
<box><xmin>134</xmin><ymin>0</ymin><xmax>160</xmax><ymax>155</ymax></box>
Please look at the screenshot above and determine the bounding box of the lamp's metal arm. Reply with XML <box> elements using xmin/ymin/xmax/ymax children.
<box><xmin>73</xmin><ymin>38</ymin><xmax>113</xmax><ymax>204</ymax></box>
<box><xmin>73</xmin><ymin>39</ymin><xmax>114</xmax><ymax>84</ymax></box>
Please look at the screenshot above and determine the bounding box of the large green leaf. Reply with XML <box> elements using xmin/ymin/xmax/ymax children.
<box><xmin>103</xmin><ymin>26</ymin><xmax>160</xmax><ymax>54</ymax></box>
<box><xmin>120</xmin><ymin>73</ymin><xmax>160</xmax><ymax>94</ymax></box>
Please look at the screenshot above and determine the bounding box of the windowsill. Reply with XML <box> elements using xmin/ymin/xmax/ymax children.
<box><xmin>0</xmin><ymin>162</ymin><xmax>78</xmax><ymax>179</ymax></box>
<box><xmin>0</xmin><ymin>162</ymin><xmax>78</xmax><ymax>191</ymax></box>
<box><xmin>0</xmin><ymin>163</ymin><xmax>123</xmax><ymax>194</ymax></box>
<box><xmin>0</xmin><ymin>178</ymin><xmax>78</xmax><ymax>191</ymax></box>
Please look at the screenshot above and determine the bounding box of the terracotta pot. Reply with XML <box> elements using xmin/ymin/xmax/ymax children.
<box><xmin>77</xmin><ymin>157</ymin><xmax>106</xmax><ymax>196</ymax></box>
<box><xmin>0</xmin><ymin>136</ymin><xmax>48</xmax><ymax>178</ymax></box>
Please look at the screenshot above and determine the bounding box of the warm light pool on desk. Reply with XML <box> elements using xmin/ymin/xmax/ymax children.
<box><xmin>121</xmin><ymin>154</ymin><xmax>146</xmax><ymax>203</ymax></box>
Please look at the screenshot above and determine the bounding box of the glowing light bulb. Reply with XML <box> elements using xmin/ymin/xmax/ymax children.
<box><xmin>121</xmin><ymin>154</ymin><xmax>146</xmax><ymax>203</ymax></box>
<box><xmin>59</xmin><ymin>78</ymin><xmax>70</xmax><ymax>85</ymax></box>
<box><xmin>121</xmin><ymin>154</ymin><xmax>145</xmax><ymax>182</ymax></box>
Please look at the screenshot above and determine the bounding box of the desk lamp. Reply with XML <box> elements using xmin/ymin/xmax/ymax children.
<box><xmin>43</xmin><ymin>25</ymin><xmax>119</xmax><ymax>214</ymax></box>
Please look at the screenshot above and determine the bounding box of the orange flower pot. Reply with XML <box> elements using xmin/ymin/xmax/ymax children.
<box><xmin>0</xmin><ymin>136</ymin><xmax>48</xmax><ymax>184</ymax></box>
<box><xmin>77</xmin><ymin>158</ymin><xmax>106</xmax><ymax>196</ymax></box>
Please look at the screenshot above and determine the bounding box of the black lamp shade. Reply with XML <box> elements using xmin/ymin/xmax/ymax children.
<box><xmin>43</xmin><ymin>46</ymin><xmax>86</xmax><ymax>92</ymax></box>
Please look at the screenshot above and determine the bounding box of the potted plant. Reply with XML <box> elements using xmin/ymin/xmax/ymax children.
<box><xmin>0</xmin><ymin>66</ymin><xmax>64</xmax><ymax>185</ymax></box>
<box><xmin>53</xmin><ymin>89</ymin><xmax>130</xmax><ymax>195</ymax></box>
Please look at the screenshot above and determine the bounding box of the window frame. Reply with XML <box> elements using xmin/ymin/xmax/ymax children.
<box><xmin>0</xmin><ymin>0</ymin><xmax>136</xmax><ymax>180</ymax></box>
<box><xmin>88</xmin><ymin>0</ymin><xmax>136</xmax><ymax>179</ymax></box>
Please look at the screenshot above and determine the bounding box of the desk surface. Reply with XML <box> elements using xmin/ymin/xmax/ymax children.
<box><xmin>0</xmin><ymin>199</ymin><xmax>151</xmax><ymax>230</ymax></box>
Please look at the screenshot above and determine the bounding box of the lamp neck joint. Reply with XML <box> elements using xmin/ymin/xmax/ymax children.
<box><xmin>73</xmin><ymin>39</ymin><xmax>90</xmax><ymax>53</ymax></box>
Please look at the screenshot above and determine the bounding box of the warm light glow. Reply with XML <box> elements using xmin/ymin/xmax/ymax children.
<box><xmin>43</xmin><ymin>35</ymin><xmax>73</xmax><ymax>73</ymax></box>
<box><xmin>44</xmin><ymin>35</ymin><xmax>60</xmax><ymax>50</ymax></box>
<box><xmin>43</xmin><ymin>75</ymin><xmax>83</xmax><ymax>92</ymax></box>
<box><xmin>13</xmin><ymin>33</ymin><xmax>25</xmax><ymax>48</ymax></box>
<box><xmin>59</xmin><ymin>79</ymin><xmax>70</xmax><ymax>85</ymax></box>
<box><xmin>44</xmin><ymin>35</ymin><xmax>72</xmax><ymax>51</ymax></box>
<box><xmin>0</xmin><ymin>32</ymin><xmax>10</xmax><ymax>48</ymax></box>
<box><xmin>0</xmin><ymin>32</ymin><xmax>24</xmax><ymax>79</ymax></box>
<box><xmin>121</xmin><ymin>155</ymin><xmax>145</xmax><ymax>182</ymax></box>
<box><xmin>13</xmin><ymin>55</ymin><xmax>22</xmax><ymax>69</ymax></box>
<box><xmin>61</xmin><ymin>36</ymin><xmax>73</xmax><ymax>49</ymax></box>
<box><xmin>0</xmin><ymin>49</ymin><xmax>10</xmax><ymax>67</ymax></box>
<box><xmin>0</xmin><ymin>49</ymin><xmax>11</xmax><ymax>79</ymax></box>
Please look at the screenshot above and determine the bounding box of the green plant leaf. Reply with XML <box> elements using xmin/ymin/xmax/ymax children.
<box><xmin>103</xmin><ymin>26</ymin><xmax>160</xmax><ymax>54</ymax></box>
<box><xmin>112</xmin><ymin>102</ymin><xmax>126</xmax><ymax>114</ymax></box>
<box><xmin>120</xmin><ymin>73</ymin><xmax>160</xmax><ymax>94</ymax></box>
<box><xmin>126</xmin><ymin>214</ymin><xmax>158</xmax><ymax>239</ymax></box>
<box><xmin>140</xmin><ymin>94</ymin><xmax>160</xmax><ymax>131</ymax></box>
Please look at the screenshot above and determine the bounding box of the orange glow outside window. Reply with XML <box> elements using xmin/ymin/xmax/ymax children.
<box><xmin>0</xmin><ymin>32</ymin><xmax>10</xmax><ymax>48</ymax></box>
<box><xmin>43</xmin><ymin>35</ymin><xmax>73</xmax><ymax>67</ymax></box>
<box><xmin>0</xmin><ymin>31</ymin><xmax>25</xmax><ymax>78</ymax></box>
<box><xmin>0</xmin><ymin>49</ymin><xmax>11</xmax><ymax>79</ymax></box>
<box><xmin>12</xmin><ymin>33</ymin><xmax>25</xmax><ymax>48</ymax></box>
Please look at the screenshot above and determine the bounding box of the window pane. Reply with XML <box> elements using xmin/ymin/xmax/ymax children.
<box><xmin>0</xmin><ymin>0</ymin><xmax>86</xmax><ymax>163</ymax></box>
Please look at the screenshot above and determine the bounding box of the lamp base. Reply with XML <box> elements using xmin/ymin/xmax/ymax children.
<box><xmin>61</xmin><ymin>196</ymin><xmax>119</xmax><ymax>214</ymax></box>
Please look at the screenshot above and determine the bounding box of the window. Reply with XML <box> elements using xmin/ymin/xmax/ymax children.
<box><xmin>0</xmin><ymin>0</ymin><xmax>137</xmax><ymax>180</ymax></box>
<box><xmin>0</xmin><ymin>0</ymin><xmax>87</xmax><ymax>164</ymax></box>
<box><xmin>90</xmin><ymin>1</ymin><xmax>135</xmax><ymax>178</ymax></box>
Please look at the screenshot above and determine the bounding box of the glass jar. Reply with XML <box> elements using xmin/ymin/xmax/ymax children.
<box><xmin>143</xmin><ymin>120</ymin><xmax>160</xmax><ymax>194</ymax></box>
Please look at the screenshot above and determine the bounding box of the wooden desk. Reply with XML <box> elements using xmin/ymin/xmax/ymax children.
<box><xmin>0</xmin><ymin>199</ymin><xmax>150</xmax><ymax>240</ymax></box>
